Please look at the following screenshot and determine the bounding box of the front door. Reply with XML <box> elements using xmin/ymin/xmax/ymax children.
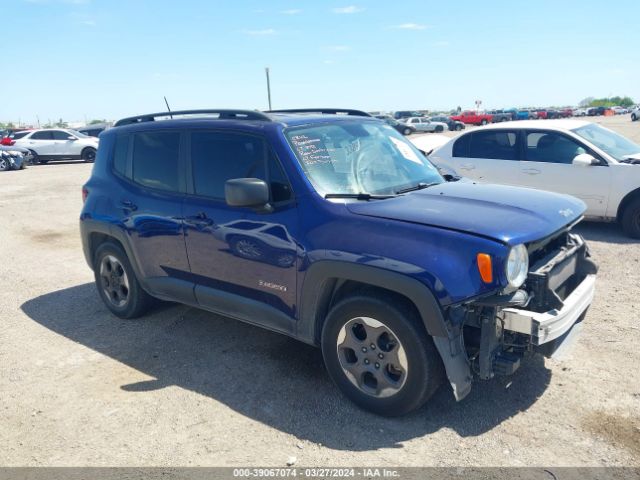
<box><xmin>182</xmin><ymin>130</ymin><xmax>298</xmax><ymax>330</ymax></box>
<box><xmin>519</xmin><ymin>130</ymin><xmax>611</xmax><ymax>217</ymax></box>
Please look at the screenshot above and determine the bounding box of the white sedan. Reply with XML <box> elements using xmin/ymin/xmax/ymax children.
<box><xmin>631</xmin><ymin>106</ymin><xmax>640</xmax><ymax>122</ymax></box>
<box><xmin>402</xmin><ymin>117</ymin><xmax>448</xmax><ymax>133</ymax></box>
<box><xmin>429</xmin><ymin>120</ymin><xmax>640</xmax><ymax>237</ymax></box>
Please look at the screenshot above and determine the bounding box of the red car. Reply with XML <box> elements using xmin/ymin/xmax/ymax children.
<box><xmin>450</xmin><ymin>110</ymin><xmax>493</xmax><ymax>125</ymax></box>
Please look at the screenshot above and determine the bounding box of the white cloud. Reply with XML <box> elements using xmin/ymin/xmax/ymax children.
<box><xmin>332</xmin><ymin>5</ymin><xmax>364</xmax><ymax>14</ymax></box>
<box><xmin>281</xmin><ymin>9</ymin><xmax>302</xmax><ymax>14</ymax></box>
<box><xmin>390</xmin><ymin>23</ymin><xmax>428</xmax><ymax>30</ymax></box>
<box><xmin>242</xmin><ymin>28</ymin><xmax>277</xmax><ymax>36</ymax></box>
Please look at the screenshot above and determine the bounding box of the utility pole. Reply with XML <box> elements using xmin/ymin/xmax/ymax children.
<box><xmin>265</xmin><ymin>67</ymin><xmax>272</xmax><ymax>110</ymax></box>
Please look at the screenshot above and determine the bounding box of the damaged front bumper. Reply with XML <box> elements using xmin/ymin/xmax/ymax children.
<box><xmin>462</xmin><ymin>232</ymin><xmax>597</xmax><ymax>384</ymax></box>
<box><xmin>502</xmin><ymin>273</ymin><xmax>595</xmax><ymax>346</ymax></box>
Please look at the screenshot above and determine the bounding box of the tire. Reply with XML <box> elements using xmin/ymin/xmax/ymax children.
<box><xmin>0</xmin><ymin>157</ymin><xmax>7</xmax><ymax>171</ymax></box>
<box><xmin>621</xmin><ymin>198</ymin><xmax>640</xmax><ymax>239</ymax></box>
<box><xmin>93</xmin><ymin>242</ymin><xmax>154</xmax><ymax>319</ymax></box>
<box><xmin>480</xmin><ymin>119</ymin><xmax>488</xmax><ymax>125</ymax></box>
<box><xmin>455</xmin><ymin>124</ymin><xmax>463</xmax><ymax>131</ymax></box>
<box><xmin>81</xmin><ymin>147</ymin><xmax>97</xmax><ymax>163</ymax></box>
<box><xmin>321</xmin><ymin>292</ymin><xmax>444</xmax><ymax>416</ymax></box>
<box><xmin>435</xmin><ymin>126</ymin><xmax>444</xmax><ymax>133</ymax></box>
<box><xmin>403</xmin><ymin>128</ymin><xmax>412</xmax><ymax>136</ymax></box>
<box><xmin>632</xmin><ymin>114</ymin><xmax>637</xmax><ymax>122</ymax></box>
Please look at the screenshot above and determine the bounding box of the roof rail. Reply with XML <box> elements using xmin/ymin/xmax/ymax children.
<box><xmin>266</xmin><ymin>108</ymin><xmax>372</xmax><ymax>117</ymax></box>
<box><xmin>114</xmin><ymin>109</ymin><xmax>272</xmax><ymax>127</ymax></box>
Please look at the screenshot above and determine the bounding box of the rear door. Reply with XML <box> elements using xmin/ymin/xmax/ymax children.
<box><xmin>446</xmin><ymin>129</ymin><xmax>522</xmax><ymax>185</ymax></box>
<box><xmin>25</xmin><ymin>130</ymin><xmax>55</xmax><ymax>156</ymax></box>
<box><xmin>115</xmin><ymin>129</ymin><xmax>192</xmax><ymax>300</ymax></box>
<box><xmin>519</xmin><ymin>130</ymin><xmax>611</xmax><ymax>216</ymax></box>
<box><xmin>182</xmin><ymin>130</ymin><xmax>299</xmax><ymax>330</ymax></box>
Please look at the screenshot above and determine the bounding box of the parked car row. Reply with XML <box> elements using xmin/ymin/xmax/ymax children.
<box><xmin>0</xmin><ymin>146</ymin><xmax>32</xmax><ymax>171</ymax></box>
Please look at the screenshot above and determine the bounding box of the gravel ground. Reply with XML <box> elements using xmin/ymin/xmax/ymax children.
<box><xmin>0</xmin><ymin>116</ymin><xmax>638</xmax><ymax>467</ymax></box>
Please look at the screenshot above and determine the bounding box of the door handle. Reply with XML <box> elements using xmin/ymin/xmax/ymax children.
<box><xmin>120</xmin><ymin>199</ymin><xmax>138</xmax><ymax>211</ymax></box>
<box><xmin>459</xmin><ymin>164</ymin><xmax>475</xmax><ymax>170</ymax></box>
<box><xmin>522</xmin><ymin>168</ymin><xmax>541</xmax><ymax>175</ymax></box>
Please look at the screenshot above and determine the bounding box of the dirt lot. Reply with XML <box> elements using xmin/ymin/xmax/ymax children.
<box><xmin>1</xmin><ymin>115</ymin><xmax>639</xmax><ymax>467</ymax></box>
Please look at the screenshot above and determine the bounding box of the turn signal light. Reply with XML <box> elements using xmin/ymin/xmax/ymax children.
<box><xmin>477</xmin><ymin>253</ymin><xmax>493</xmax><ymax>284</ymax></box>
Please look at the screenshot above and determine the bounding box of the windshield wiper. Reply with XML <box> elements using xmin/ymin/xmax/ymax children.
<box><xmin>324</xmin><ymin>193</ymin><xmax>396</xmax><ymax>200</ymax></box>
<box><xmin>396</xmin><ymin>182</ymin><xmax>440</xmax><ymax>194</ymax></box>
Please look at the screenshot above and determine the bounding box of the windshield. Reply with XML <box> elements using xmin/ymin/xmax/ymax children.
<box><xmin>572</xmin><ymin>123</ymin><xmax>640</xmax><ymax>161</ymax></box>
<box><xmin>285</xmin><ymin>121</ymin><xmax>443</xmax><ymax>196</ymax></box>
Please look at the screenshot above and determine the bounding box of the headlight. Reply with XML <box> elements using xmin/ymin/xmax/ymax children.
<box><xmin>506</xmin><ymin>244</ymin><xmax>528</xmax><ymax>288</ymax></box>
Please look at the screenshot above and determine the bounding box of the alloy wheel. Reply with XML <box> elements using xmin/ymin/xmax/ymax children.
<box><xmin>336</xmin><ymin>316</ymin><xmax>408</xmax><ymax>398</ymax></box>
<box><xmin>99</xmin><ymin>255</ymin><xmax>130</xmax><ymax>308</ymax></box>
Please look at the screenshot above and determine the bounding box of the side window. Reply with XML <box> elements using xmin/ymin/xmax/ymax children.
<box><xmin>31</xmin><ymin>131</ymin><xmax>53</xmax><ymax>140</ymax></box>
<box><xmin>525</xmin><ymin>132</ymin><xmax>586</xmax><ymax>164</ymax></box>
<box><xmin>191</xmin><ymin>132</ymin><xmax>265</xmax><ymax>199</ymax></box>
<box><xmin>452</xmin><ymin>134</ymin><xmax>470</xmax><ymax>157</ymax></box>
<box><xmin>52</xmin><ymin>130</ymin><xmax>72</xmax><ymax>140</ymax></box>
<box><xmin>132</xmin><ymin>131</ymin><xmax>180</xmax><ymax>192</ymax></box>
<box><xmin>112</xmin><ymin>134</ymin><xmax>129</xmax><ymax>177</ymax></box>
<box><xmin>469</xmin><ymin>130</ymin><xmax>519</xmax><ymax>160</ymax></box>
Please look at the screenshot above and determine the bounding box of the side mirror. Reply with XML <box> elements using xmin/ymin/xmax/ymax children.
<box><xmin>67</xmin><ymin>136</ymin><xmax>77</xmax><ymax>141</ymax></box>
<box><xmin>572</xmin><ymin>153</ymin><xmax>598</xmax><ymax>166</ymax></box>
<box><xmin>225</xmin><ymin>178</ymin><xmax>271</xmax><ymax>211</ymax></box>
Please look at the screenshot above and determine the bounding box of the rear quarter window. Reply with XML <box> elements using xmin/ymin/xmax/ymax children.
<box><xmin>452</xmin><ymin>134</ymin><xmax>470</xmax><ymax>157</ymax></box>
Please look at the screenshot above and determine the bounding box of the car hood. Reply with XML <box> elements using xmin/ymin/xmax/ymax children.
<box><xmin>346</xmin><ymin>182</ymin><xmax>586</xmax><ymax>245</ymax></box>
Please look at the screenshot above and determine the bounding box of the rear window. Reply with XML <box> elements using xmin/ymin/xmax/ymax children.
<box><xmin>469</xmin><ymin>130</ymin><xmax>519</xmax><ymax>160</ymax></box>
<box><xmin>132</xmin><ymin>131</ymin><xmax>180</xmax><ymax>192</ymax></box>
<box><xmin>12</xmin><ymin>131</ymin><xmax>30</xmax><ymax>140</ymax></box>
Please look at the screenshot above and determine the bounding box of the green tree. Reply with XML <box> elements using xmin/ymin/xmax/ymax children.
<box><xmin>89</xmin><ymin>119</ymin><xmax>106</xmax><ymax>125</ymax></box>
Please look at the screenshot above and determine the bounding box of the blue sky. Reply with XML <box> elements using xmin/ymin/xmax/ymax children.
<box><xmin>4</xmin><ymin>0</ymin><xmax>640</xmax><ymax>124</ymax></box>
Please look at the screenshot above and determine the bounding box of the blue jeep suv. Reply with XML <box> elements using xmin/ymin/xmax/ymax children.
<box><xmin>80</xmin><ymin>108</ymin><xmax>597</xmax><ymax>415</ymax></box>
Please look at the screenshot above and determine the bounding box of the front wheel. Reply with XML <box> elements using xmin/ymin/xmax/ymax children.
<box><xmin>455</xmin><ymin>124</ymin><xmax>463</xmax><ymax>131</ymax></box>
<box><xmin>82</xmin><ymin>147</ymin><xmax>97</xmax><ymax>163</ymax></box>
<box><xmin>321</xmin><ymin>293</ymin><xmax>444</xmax><ymax>416</ymax></box>
<box><xmin>622</xmin><ymin>198</ymin><xmax>640</xmax><ymax>239</ymax></box>
<box><xmin>0</xmin><ymin>157</ymin><xmax>8</xmax><ymax>171</ymax></box>
<box><xmin>94</xmin><ymin>242</ymin><xmax>154</xmax><ymax>318</ymax></box>
<box><xmin>403</xmin><ymin>128</ymin><xmax>412</xmax><ymax>136</ymax></box>
<box><xmin>632</xmin><ymin>114</ymin><xmax>637</xmax><ymax>122</ymax></box>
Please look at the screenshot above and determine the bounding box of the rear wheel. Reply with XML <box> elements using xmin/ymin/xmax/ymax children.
<box><xmin>93</xmin><ymin>242</ymin><xmax>154</xmax><ymax>318</ymax></box>
<box><xmin>632</xmin><ymin>113</ymin><xmax>637</xmax><ymax>122</ymax></box>
<box><xmin>81</xmin><ymin>147</ymin><xmax>96</xmax><ymax>163</ymax></box>
<box><xmin>455</xmin><ymin>124</ymin><xmax>463</xmax><ymax>131</ymax></box>
<box><xmin>321</xmin><ymin>293</ymin><xmax>443</xmax><ymax>416</ymax></box>
<box><xmin>481</xmin><ymin>119</ymin><xmax>488</xmax><ymax>125</ymax></box>
<box><xmin>621</xmin><ymin>198</ymin><xmax>640</xmax><ymax>239</ymax></box>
